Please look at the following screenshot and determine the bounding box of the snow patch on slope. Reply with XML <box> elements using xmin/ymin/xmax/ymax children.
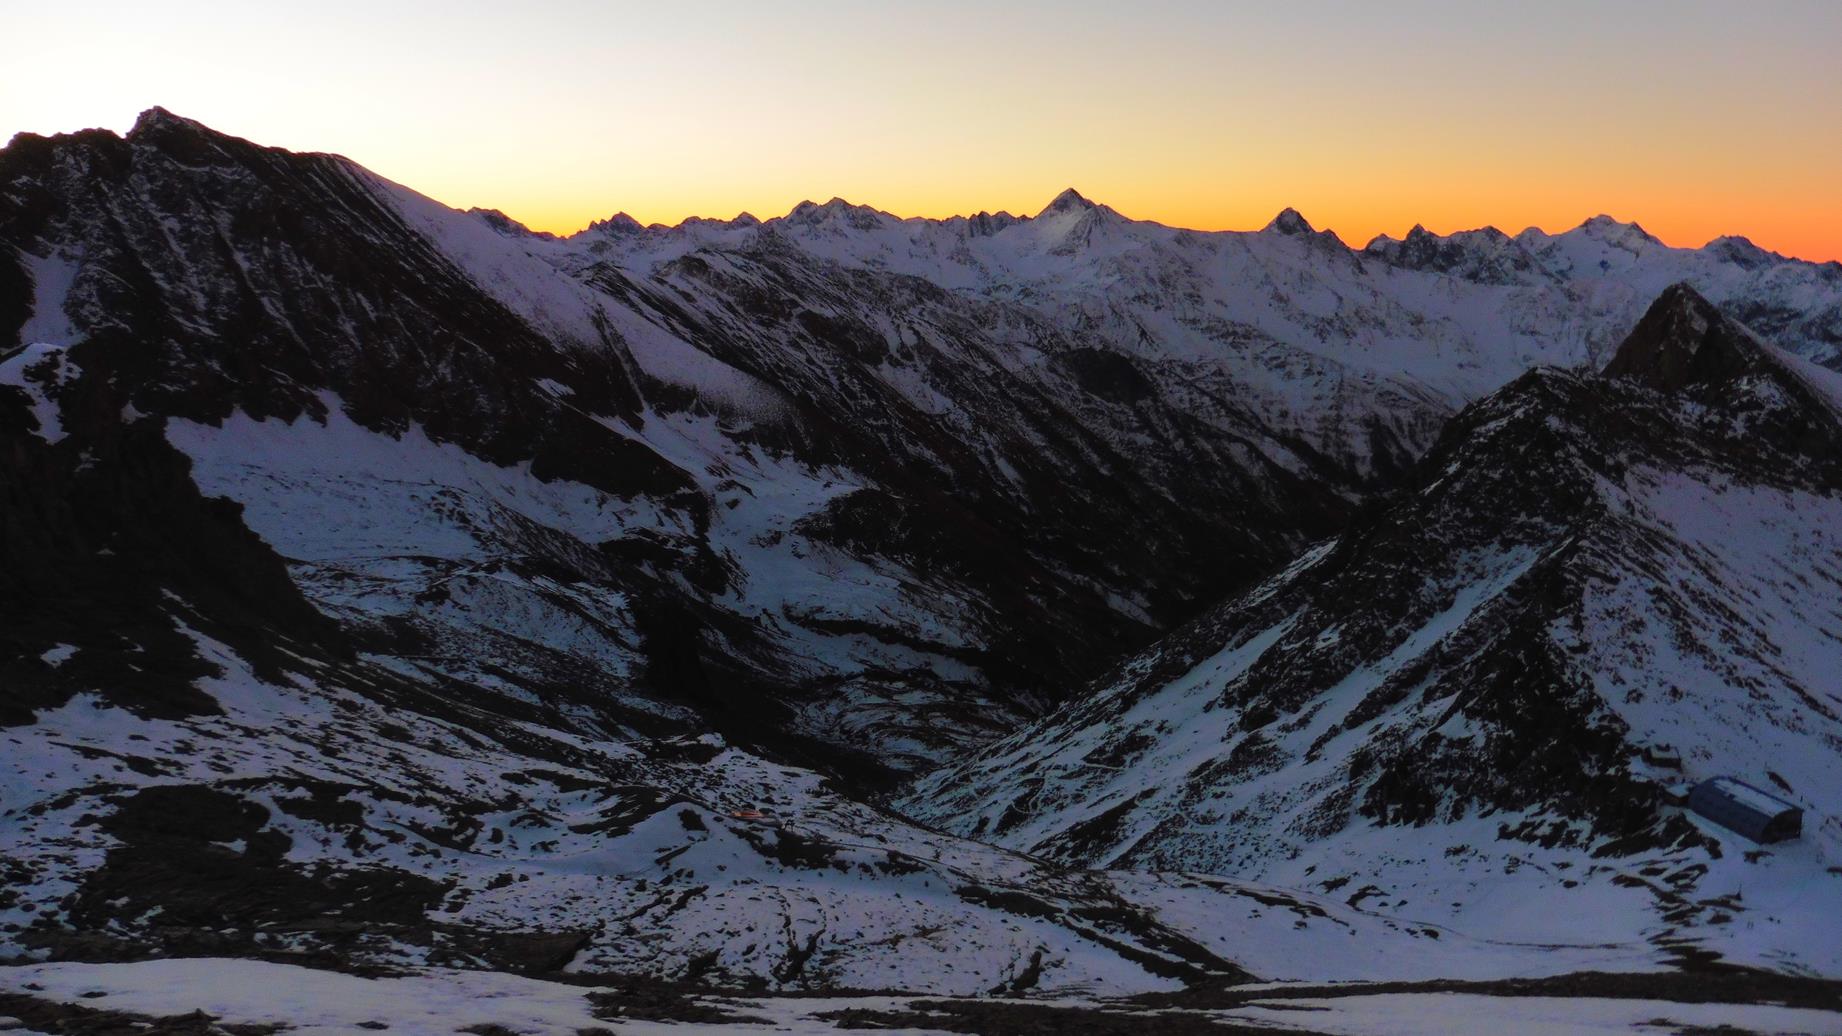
<box><xmin>168</xmin><ymin>395</ymin><xmax>655</xmax><ymax>561</ymax></box>
<box><xmin>16</xmin><ymin>250</ymin><xmax>82</xmax><ymax>346</ymax></box>
<box><xmin>0</xmin><ymin>342</ymin><xmax>79</xmax><ymax>443</ymax></box>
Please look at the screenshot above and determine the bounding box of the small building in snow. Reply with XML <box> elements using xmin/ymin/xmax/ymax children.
<box><xmin>1685</xmin><ymin>777</ymin><xmax>1802</xmax><ymax>843</ymax></box>
<box><xmin>1641</xmin><ymin>744</ymin><xmax>1682</xmax><ymax>769</ymax></box>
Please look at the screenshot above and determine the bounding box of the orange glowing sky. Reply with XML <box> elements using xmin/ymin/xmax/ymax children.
<box><xmin>7</xmin><ymin>2</ymin><xmax>1841</xmax><ymax>261</ymax></box>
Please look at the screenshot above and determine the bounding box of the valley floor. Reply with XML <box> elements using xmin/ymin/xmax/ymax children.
<box><xmin>3</xmin><ymin>958</ymin><xmax>1841</xmax><ymax>1036</ymax></box>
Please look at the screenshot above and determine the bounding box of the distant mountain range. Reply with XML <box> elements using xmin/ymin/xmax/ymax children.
<box><xmin>3</xmin><ymin>108</ymin><xmax>1837</xmax><ymax>997</ymax></box>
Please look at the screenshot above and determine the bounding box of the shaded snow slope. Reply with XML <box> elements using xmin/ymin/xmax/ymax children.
<box><xmin>906</xmin><ymin>287</ymin><xmax>1842</xmax><ymax>976</ymax></box>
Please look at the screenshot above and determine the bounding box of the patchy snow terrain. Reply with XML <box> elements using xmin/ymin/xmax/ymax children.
<box><xmin>2</xmin><ymin>611</ymin><xmax>1673</xmax><ymax>994</ymax></box>
<box><xmin>3</xmin><ymin>108</ymin><xmax>1840</xmax><ymax>1024</ymax></box>
<box><xmin>907</xmin><ymin>287</ymin><xmax>1842</xmax><ymax>978</ymax></box>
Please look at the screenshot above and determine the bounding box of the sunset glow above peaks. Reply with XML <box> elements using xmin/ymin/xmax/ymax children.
<box><xmin>6</xmin><ymin>1</ymin><xmax>1840</xmax><ymax>261</ymax></box>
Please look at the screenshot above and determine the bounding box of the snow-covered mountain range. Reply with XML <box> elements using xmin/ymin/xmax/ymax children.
<box><xmin>4</xmin><ymin>108</ymin><xmax>1840</xmax><ymax>1011</ymax></box>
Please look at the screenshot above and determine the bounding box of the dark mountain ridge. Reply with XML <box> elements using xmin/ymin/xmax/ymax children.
<box><xmin>3</xmin><ymin>109</ymin><xmax>1364</xmax><ymax>782</ymax></box>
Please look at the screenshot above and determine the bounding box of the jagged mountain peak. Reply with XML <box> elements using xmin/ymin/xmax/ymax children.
<box><xmin>781</xmin><ymin>196</ymin><xmax>894</xmax><ymax>231</ymax></box>
<box><xmin>585</xmin><ymin>210</ymin><xmax>645</xmax><ymax>235</ymax></box>
<box><xmin>1388</xmin><ymin>224</ymin><xmax>1511</xmax><ymax>247</ymax></box>
<box><xmin>1038</xmin><ymin>186</ymin><xmax>1096</xmax><ymax>217</ymax></box>
<box><xmin>1262</xmin><ymin>208</ymin><xmax>1351</xmax><ymax>252</ymax></box>
<box><xmin>1363</xmin><ymin>222</ymin><xmax>1537</xmax><ymax>284</ymax></box>
<box><xmin>127</xmin><ymin>106</ymin><xmax>208</xmax><ymax>138</ymax></box>
<box><xmin>1029</xmin><ymin>188</ymin><xmax>1132</xmax><ymax>254</ymax></box>
<box><xmin>965</xmin><ymin>210</ymin><xmax>1021</xmax><ymax>237</ymax></box>
<box><xmin>1705</xmin><ymin>234</ymin><xmax>1787</xmax><ymax>271</ymax></box>
<box><xmin>673</xmin><ymin>211</ymin><xmax>762</xmax><ymax>231</ymax></box>
<box><xmin>468</xmin><ymin>207</ymin><xmax>555</xmax><ymax>240</ymax></box>
<box><xmin>787</xmin><ymin>196</ymin><xmax>873</xmax><ymax>217</ymax></box>
<box><xmin>1263</xmin><ymin>207</ymin><xmax>1316</xmax><ymax>236</ymax></box>
<box><xmin>1574</xmin><ymin>213</ymin><xmax>1663</xmax><ymax>249</ymax></box>
<box><xmin>1602</xmin><ymin>282</ymin><xmax>1769</xmax><ymax>393</ymax></box>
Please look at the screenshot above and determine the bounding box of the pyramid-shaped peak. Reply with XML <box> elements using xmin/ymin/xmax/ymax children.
<box><xmin>1263</xmin><ymin>208</ymin><xmax>1315</xmax><ymax>236</ymax></box>
<box><xmin>1647</xmin><ymin>281</ymin><xmax>1720</xmax><ymax>318</ymax></box>
<box><xmin>1039</xmin><ymin>187</ymin><xmax>1097</xmax><ymax>217</ymax></box>
<box><xmin>1602</xmin><ymin>283</ymin><xmax>1766</xmax><ymax>392</ymax></box>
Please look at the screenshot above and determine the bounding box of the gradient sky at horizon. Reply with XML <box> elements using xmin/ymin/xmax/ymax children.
<box><xmin>6</xmin><ymin>1</ymin><xmax>1840</xmax><ymax>260</ymax></box>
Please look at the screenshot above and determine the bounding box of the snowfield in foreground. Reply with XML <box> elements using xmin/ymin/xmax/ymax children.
<box><xmin>3</xmin><ymin>958</ymin><xmax>1840</xmax><ymax>1035</ymax></box>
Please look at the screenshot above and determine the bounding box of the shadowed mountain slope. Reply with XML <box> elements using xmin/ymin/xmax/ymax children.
<box><xmin>905</xmin><ymin>285</ymin><xmax>1842</xmax><ymax>974</ymax></box>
